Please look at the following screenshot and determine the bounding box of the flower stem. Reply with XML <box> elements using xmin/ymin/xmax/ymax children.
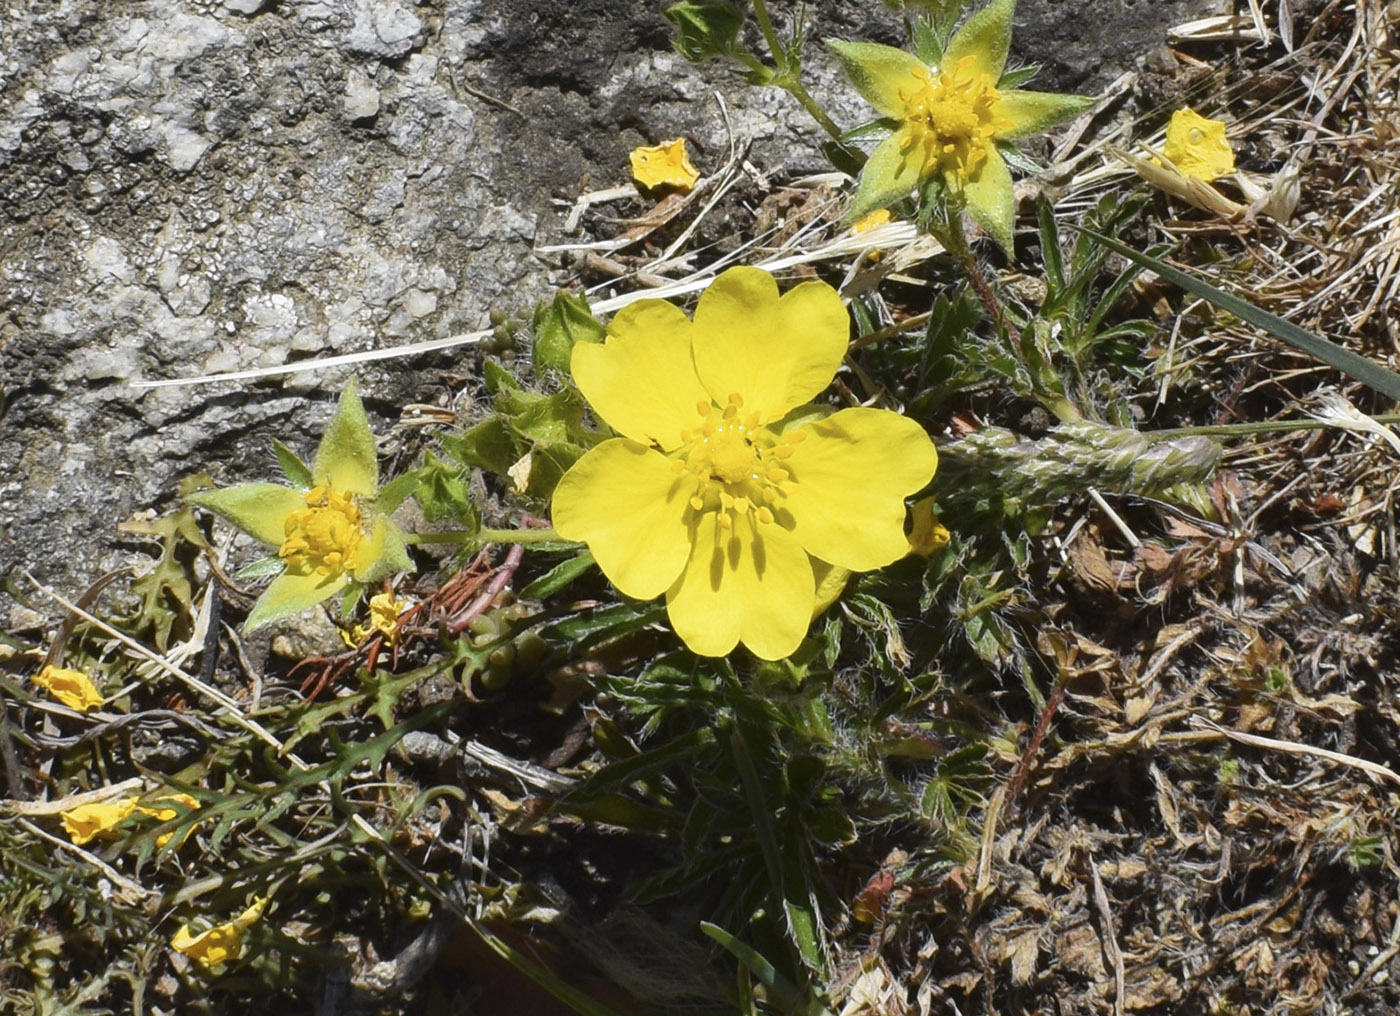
<box><xmin>1147</xmin><ymin>414</ymin><xmax>1400</xmax><ymax>440</ymax></box>
<box><xmin>747</xmin><ymin>0</ymin><xmax>844</xmax><ymax>142</ymax></box>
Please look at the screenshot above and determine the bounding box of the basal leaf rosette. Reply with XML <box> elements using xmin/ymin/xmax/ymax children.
<box><xmin>828</xmin><ymin>0</ymin><xmax>1096</xmax><ymax>253</ymax></box>
<box><xmin>188</xmin><ymin>380</ymin><xmax>412</xmax><ymax>631</ymax></box>
<box><xmin>550</xmin><ymin>266</ymin><xmax>938</xmax><ymax>661</ymax></box>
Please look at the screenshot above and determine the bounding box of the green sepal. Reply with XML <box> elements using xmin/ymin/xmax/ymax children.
<box><xmin>312</xmin><ymin>379</ymin><xmax>378</xmax><ymax>498</ymax></box>
<box><xmin>825</xmin><ymin>39</ymin><xmax>927</xmax><ymax>119</ymax></box>
<box><xmin>910</xmin><ymin>15</ymin><xmax>944</xmax><ymax>65</ymax></box>
<box><xmin>996</xmin><ymin>62</ymin><xmax>1039</xmax><ymax>89</ymax></box>
<box><xmin>846</xmin><ymin>127</ymin><xmax>923</xmax><ymax>221</ymax></box>
<box><xmin>995</xmin><ymin>90</ymin><xmax>1097</xmax><ymax>139</ymax></box>
<box><xmin>188</xmin><ymin>483</ymin><xmax>306</xmax><ymax>548</ymax></box>
<box><xmin>351</xmin><ymin>517</ymin><xmax>414</xmax><ymax>585</ymax></box>
<box><xmin>272</xmin><ymin>440</ymin><xmax>313</xmax><ymax>489</ymax></box>
<box><xmin>532</xmin><ymin>290</ymin><xmax>606</xmax><ymax>376</ymax></box>
<box><xmin>944</xmin><ymin>0</ymin><xmax>1015</xmax><ymax>81</ymax></box>
<box><xmin>244</xmin><ymin>568</ymin><xmax>346</xmax><ymax>633</ymax></box>
<box><xmin>963</xmin><ymin>146</ymin><xmax>1016</xmax><ymax>256</ymax></box>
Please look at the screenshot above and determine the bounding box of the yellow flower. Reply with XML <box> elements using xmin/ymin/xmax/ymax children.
<box><xmin>189</xmin><ymin>380</ymin><xmax>412</xmax><ymax>631</ymax></box>
<box><xmin>828</xmin><ymin>0</ymin><xmax>1095</xmax><ymax>252</ymax></box>
<box><xmin>32</xmin><ymin>665</ymin><xmax>103</xmax><ymax>712</ymax></box>
<box><xmin>1162</xmin><ymin>107</ymin><xmax>1235</xmax><ymax>182</ymax></box>
<box><xmin>138</xmin><ymin>792</ymin><xmax>201</xmax><ymax>848</ymax></box>
<box><xmin>344</xmin><ymin>591</ymin><xmax>409</xmax><ymax>646</ymax></box>
<box><xmin>629</xmin><ymin>138</ymin><xmax>700</xmax><ymax>193</ymax></box>
<box><xmin>171</xmin><ymin>897</ymin><xmax>267</xmax><ymax>974</ymax></box>
<box><xmin>551</xmin><ymin>267</ymin><xmax>938</xmax><ymax>660</ymax></box>
<box><xmin>60</xmin><ymin>796</ymin><xmax>137</xmax><ymax>845</ymax></box>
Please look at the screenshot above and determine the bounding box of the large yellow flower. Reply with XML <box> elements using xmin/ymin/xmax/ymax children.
<box><xmin>551</xmin><ymin>267</ymin><xmax>938</xmax><ymax>660</ymax></box>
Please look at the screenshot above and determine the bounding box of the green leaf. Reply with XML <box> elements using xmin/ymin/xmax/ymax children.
<box><xmin>312</xmin><ymin>379</ymin><xmax>379</xmax><ymax>497</ymax></box>
<box><xmin>189</xmin><ymin>482</ymin><xmax>305</xmax><ymax>548</ymax></box>
<box><xmin>1076</xmin><ymin>226</ymin><xmax>1400</xmax><ymax>401</ymax></box>
<box><xmin>531</xmin><ymin>290</ymin><xmax>606</xmax><ymax>376</ymax></box>
<box><xmin>273</xmin><ymin>439</ymin><xmax>313</xmax><ymax>489</ymax></box>
<box><xmin>996</xmin><ymin>62</ymin><xmax>1039</xmax><ymax>89</ymax></box>
<box><xmin>699</xmin><ymin>924</ymin><xmax>836</xmax><ymax>1016</ymax></box>
<box><xmin>520</xmin><ymin>550</ymin><xmax>596</xmax><ymax>598</ymax></box>
<box><xmin>408</xmin><ymin>450</ymin><xmax>478</xmax><ymax>525</ymax></box>
<box><xmin>665</xmin><ymin>0</ymin><xmax>745</xmax><ymax>61</ymax></box>
<box><xmin>440</xmin><ymin>417</ymin><xmax>517</xmax><ymax>478</ymax></box>
<box><xmin>235</xmin><ymin>555</ymin><xmax>285</xmax><ymax>581</ymax></box>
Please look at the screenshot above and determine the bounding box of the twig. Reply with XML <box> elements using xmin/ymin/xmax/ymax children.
<box><xmin>1090</xmin><ymin>858</ymin><xmax>1126</xmax><ymax>1016</ymax></box>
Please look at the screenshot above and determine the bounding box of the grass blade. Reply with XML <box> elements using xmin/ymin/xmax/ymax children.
<box><xmin>1074</xmin><ymin>226</ymin><xmax>1400</xmax><ymax>400</ymax></box>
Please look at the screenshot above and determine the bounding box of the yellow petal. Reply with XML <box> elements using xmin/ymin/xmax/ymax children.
<box><xmin>138</xmin><ymin>792</ymin><xmax>201</xmax><ymax>848</ymax></box>
<box><xmin>779</xmin><ymin>408</ymin><xmax>938</xmax><ymax>571</ymax></box>
<box><xmin>572</xmin><ymin>299</ymin><xmax>711</xmax><ymax>450</ymax></box>
<box><xmin>171</xmin><ymin>898</ymin><xmax>266</xmax><ymax>973</ymax></box>
<box><xmin>1162</xmin><ymin>108</ymin><xmax>1235</xmax><ymax>182</ymax></box>
<box><xmin>32</xmin><ymin>665</ymin><xmax>104</xmax><ymax>712</ymax></box>
<box><xmin>551</xmin><ymin>439</ymin><xmax>695</xmax><ymax>600</ymax></box>
<box><xmin>665</xmin><ymin>512</ymin><xmax>814</xmax><ymax>660</ymax></box>
<box><xmin>691</xmin><ymin>267</ymin><xmax>848</xmax><ymax>423</ymax></box>
<box><xmin>60</xmin><ymin>797</ymin><xmax>137</xmax><ymax>845</ymax></box>
<box><xmin>629</xmin><ymin>138</ymin><xmax>700</xmax><ymax>192</ymax></box>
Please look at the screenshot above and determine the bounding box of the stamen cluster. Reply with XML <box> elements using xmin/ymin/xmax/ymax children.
<box><xmin>279</xmin><ymin>486</ymin><xmax>362</xmax><ymax>577</ymax></box>
<box><xmin>675</xmin><ymin>393</ymin><xmax>806</xmax><ymax>531</ymax></box>
<box><xmin>899</xmin><ymin>56</ymin><xmax>1009</xmax><ymax>181</ymax></box>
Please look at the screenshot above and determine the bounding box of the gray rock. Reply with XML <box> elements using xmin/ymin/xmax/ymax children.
<box><xmin>0</xmin><ymin>0</ymin><xmax>1216</xmax><ymax>608</ymax></box>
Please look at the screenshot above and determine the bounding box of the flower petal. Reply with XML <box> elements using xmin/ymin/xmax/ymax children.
<box><xmin>189</xmin><ymin>483</ymin><xmax>307</xmax><ymax>548</ymax></box>
<box><xmin>665</xmin><ymin>512</ymin><xmax>814</xmax><ymax>660</ymax></box>
<box><xmin>848</xmin><ymin>125</ymin><xmax>928</xmax><ymax>221</ymax></box>
<box><xmin>779</xmin><ymin>408</ymin><xmax>938</xmax><ymax>571</ymax></box>
<box><xmin>244</xmin><ymin>568</ymin><xmax>346</xmax><ymax>632</ymax></box>
<box><xmin>691</xmin><ymin>267</ymin><xmax>848</xmax><ymax>423</ymax></box>
<box><xmin>825</xmin><ymin>40</ymin><xmax>928</xmax><ymax>119</ymax></box>
<box><xmin>313</xmin><ymin>378</ymin><xmax>379</xmax><ymax>497</ymax></box>
<box><xmin>993</xmin><ymin>90</ymin><xmax>1097</xmax><ymax>139</ymax></box>
<box><xmin>944</xmin><ymin>0</ymin><xmax>1014</xmax><ymax>82</ymax></box>
<box><xmin>962</xmin><ymin>145</ymin><xmax>1015</xmax><ymax>256</ymax></box>
<box><xmin>551</xmin><ymin>439</ymin><xmax>695</xmax><ymax>600</ymax></box>
<box><xmin>572</xmin><ymin>299</ymin><xmax>710</xmax><ymax>450</ymax></box>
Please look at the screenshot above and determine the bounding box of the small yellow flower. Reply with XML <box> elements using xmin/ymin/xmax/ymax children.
<box><xmin>907</xmin><ymin>497</ymin><xmax>951</xmax><ymax>556</ymax></box>
<box><xmin>60</xmin><ymin>796</ymin><xmax>137</xmax><ymax>845</ymax></box>
<box><xmin>551</xmin><ymin>267</ymin><xmax>938</xmax><ymax>660</ymax></box>
<box><xmin>629</xmin><ymin>138</ymin><xmax>700</xmax><ymax>193</ymax></box>
<box><xmin>189</xmin><ymin>380</ymin><xmax>412</xmax><ymax>632</ymax></box>
<box><xmin>138</xmin><ymin>792</ymin><xmax>201</xmax><ymax>848</ymax></box>
<box><xmin>828</xmin><ymin>0</ymin><xmax>1096</xmax><ymax>253</ymax></box>
<box><xmin>171</xmin><ymin>897</ymin><xmax>267</xmax><ymax>974</ymax></box>
<box><xmin>343</xmin><ymin>591</ymin><xmax>409</xmax><ymax>645</ymax></box>
<box><xmin>32</xmin><ymin>665</ymin><xmax>103</xmax><ymax>712</ymax></box>
<box><xmin>1162</xmin><ymin>107</ymin><xmax>1236</xmax><ymax>182</ymax></box>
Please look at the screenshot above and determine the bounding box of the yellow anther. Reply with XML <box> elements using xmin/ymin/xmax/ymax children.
<box><xmin>773</xmin><ymin>444</ymin><xmax>794</xmax><ymax>459</ymax></box>
<box><xmin>756</xmin><ymin>506</ymin><xmax>775</xmax><ymax>525</ymax></box>
<box><xmin>696</xmin><ymin>400</ymin><xmax>711</xmax><ymax>417</ymax></box>
<box><xmin>690</xmin><ymin>495</ymin><xmax>705</xmax><ymax>511</ymax></box>
<box><xmin>717</xmin><ymin>512</ymin><xmax>733</xmax><ymax>531</ymax></box>
<box><xmin>733</xmin><ymin>497</ymin><xmax>751</xmax><ymax>515</ymax></box>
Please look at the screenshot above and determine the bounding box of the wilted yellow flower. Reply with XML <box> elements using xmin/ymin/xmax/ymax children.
<box><xmin>629</xmin><ymin>138</ymin><xmax>700</xmax><ymax>192</ymax></box>
<box><xmin>32</xmin><ymin>665</ymin><xmax>103</xmax><ymax>712</ymax></box>
<box><xmin>171</xmin><ymin>897</ymin><xmax>268</xmax><ymax>974</ymax></box>
<box><xmin>1163</xmin><ymin>108</ymin><xmax>1235</xmax><ymax>182</ymax></box>
<box><xmin>60</xmin><ymin>796</ymin><xmax>137</xmax><ymax>845</ymax></box>
<box><xmin>907</xmin><ymin>497</ymin><xmax>951</xmax><ymax>556</ymax></box>
<box><xmin>850</xmin><ymin>209</ymin><xmax>894</xmax><ymax>234</ymax></box>
<box><xmin>551</xmin><ymin>267</ymin><xmax>938</xmax><ymax>660</ymax></box>
<box><xmin>138</xmin><ymin>792</ymin><xmax>201</xmax><ymax>848</ymax></box>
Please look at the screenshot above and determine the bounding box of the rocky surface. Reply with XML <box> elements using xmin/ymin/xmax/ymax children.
<box><xmin>0</xmin><ymin>0</ymin><xmax>1218</xmax><ymax>598</ymax></box>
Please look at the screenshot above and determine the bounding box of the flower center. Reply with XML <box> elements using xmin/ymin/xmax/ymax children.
<box><xmin>676</xmin><ymin>393</ymin><xmax>804</xmax><ymax>530</ymax></box>
<box><xmin>279</xmin><ymin>485</ymin><xmax>362</xmax><ymax>577</ymax></box>
<box><xmin>899</xmin><ymin>57</ymin><xmax>1011</xmax><ymax>182</ymax></box>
